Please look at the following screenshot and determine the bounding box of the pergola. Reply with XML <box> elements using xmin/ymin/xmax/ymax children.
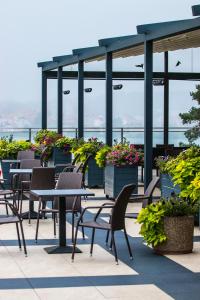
<box><xmin>38</xmin><ymin>4</ymin><xmax>200</xmax><ymax>189</ymax></box>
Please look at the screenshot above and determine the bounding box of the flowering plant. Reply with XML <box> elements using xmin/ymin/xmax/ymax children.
<box><xmin>0</xmin><ymin>139</ymin><xmax>33</xmax><ymax>159</ymax></box>
<box><xmin>34</xmin><ymin>129</ymin><xmax>61</xmax><ymax>146</ymax></box>
<box><xmin>106</xmin><ymin>143</ymin><xmax>143</xmax><ymax>167</ymax></box>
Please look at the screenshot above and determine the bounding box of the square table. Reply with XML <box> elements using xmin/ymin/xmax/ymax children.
<box><xmin>9</xmin><ymin>168</ymin><xmax>32</xmax><ymax>174</ymax></box>
<box><xmin>30</xmin><ymin>189</ymin><xmax>95</xmax><ymax>254</ymax></box>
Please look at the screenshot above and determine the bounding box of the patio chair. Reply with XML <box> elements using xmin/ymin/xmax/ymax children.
<box><xmin>17</xmin><ymin>150</ymin><xmax>35</xmax><ymax>160</ymax></box>
<box><xmin>0</xmin><ymin>199</ymin><xmax>27</xmax><ymax>256</ymax></box>
<box><xmin>125</xmin><ymin>176</ymin><xmax>160</xmax><ymax>219</ymax></box>
<box><xmin>0</xmin><ymin>178</ymin><xmax>16</xmax><ymax>215</ymax></box>
<box><xmin>35</xmin><ymin>172</ymin><xmax>84</xmax><ymax>243</ymax></box>
<box><xmin>12</xmin><ymin>159</ymin><xmax>41</xmax><ymax>212</ymax></box>
<box><xmin>72</xmin><ymin>183</ymin><xmax>136</xmax><ymax>264</ymax></box>
<box><xmin>28</xmin><ymin>167</ymin><xmax>56</xmax><ymax>223</ymax></box>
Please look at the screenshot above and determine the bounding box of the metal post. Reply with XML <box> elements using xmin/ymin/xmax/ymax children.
<box><xmin>28</xmin><ymin>128</ymin><xmax>32</xmax><ymax>142</ymax></box>
<box><xmin>121</xmin><ymin>128</ymin><xmax>123</xmax><ymax>143</ymax></box>
<box><xmin>57</xmin><ymin>66</ymin><xmax>63</xmax><ymax>135</ymax></box>
<box><xmin>78</xmin><ymin>61</ymin><xmax>84</xmax><ymax>139</ymax></box>
<box><xmin>106</xmin><ymin>52</ymin><xmax>113</xmax><ymax>146</ymax></box>
<box><xmin>164</xmin><ymin>51</ymin><xmax>169</xmax><ymax>145</ymax></box>
<box><xmin>144</xmin><ymin>40</ymin><xmax>153</xmax><ymax>190</ymax></box>
<box><xmin>42</xmin><ymin>71</ymin><xmax>47</xmax><ymax>129</ymax></box>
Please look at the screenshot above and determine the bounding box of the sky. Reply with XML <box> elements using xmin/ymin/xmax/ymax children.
<box><xmin>0</xmin><ymin>0</ymin><xmax>200</xmax><ymax>135</ymax></box>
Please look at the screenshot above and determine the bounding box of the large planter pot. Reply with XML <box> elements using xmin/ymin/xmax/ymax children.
<box><xmin>105</xmin><ymin>164</ymin><xmax>138</xmax><ymax>199</ymax></box>
<box><xmin>1</xmin><ymin>160</ymin><xmax>18</xmax><ymax>189</ymax></box>
<box><xmin>52</xmin><ymin>147</ymin><xmax>72</xmax><ymax>165</ymax></box>
<box><xmin>154</xmin><ymin>216</ymin><xmax>194</xmax><ymax>255</ymax></box>
<box><xmin>85</xmin><ymin>158</ymin><xmax>104</xmax><ymax>188</ymax></box>
<box><xmin>160</xmin><ymin>173</ymin><xmax>181</xmax><ymax>198</ymax></box>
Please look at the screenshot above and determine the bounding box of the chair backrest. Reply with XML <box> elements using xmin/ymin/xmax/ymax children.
<box><xmin>30</xmin><ymin>167</ymin><xmax>55</xmax><ymax>190</ymax></box>
<box><xmin>142</xmin><ymin>176</ymin><xmax>160</xmax><ymax>208</ymax></box>
<box><xmin>54</xmin><ymin>172</ymin><xmax>83</xmax><ymax>211</ymax></box>
<box><xmin>111</xmin><ymin>184</ymin><xmax>136</xmax><ymax>231</ymax></box>
<box><xmin>17</xmin><ymin>150</ymin><xmax>34</xmax><ymax>160</ymax></box>
<box><xmin>20</xmin><ymin>159</ymin><xmax>41</xmax><ymax>169</ymax></box>
<box><xmin>19</xmin><ymin>159</ymin><xmax>41</xmax><ymax>182</ymax></box>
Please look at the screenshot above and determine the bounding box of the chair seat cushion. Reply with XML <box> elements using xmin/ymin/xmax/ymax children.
<box><xmin>79</xmin><ymin>220</ymin><xmax>111</xmax><ymax>230</ymax></box>
<box><xmin>0</xmin><ymin>216</ymin><xmax>19</xmax><ymax>224</ymax></box>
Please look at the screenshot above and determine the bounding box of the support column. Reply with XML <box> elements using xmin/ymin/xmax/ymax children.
<box><xmin>78</xmin><ymin>61</ymin><xmax>84</xmax><ymax>139</ymax></box>
<box><xmin>144</xmin><ymin>41</ymin><xmax>153</xmax><ymax>190</ymax></box>
<box><xmin>164</xmin><ymin>51</ymin><xmax>169</xmax><ymax>145</ymax></box>
<box><xmin>106</xmin><ymin>52</ymin><xmax>113</xmax><ymax>146</ymax></box>
<box><xmin>57</xmin><ymin>66</ymin><xmax>63</xmax><ymax>135</ymax></box>
<box><xmin>42</xmin><ymin>71</ymin><xmax>47</xmax><ymax>129</ymax></box>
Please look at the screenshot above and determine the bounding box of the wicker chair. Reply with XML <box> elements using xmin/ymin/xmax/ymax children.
<box><xmin>17</xmin><ymin>150</ymin><xmax>35</xmax><ymax>160</ymax></box>
<box><xmin>72</xmin><ymin>183</ymin><xmax>136</xmax><ymax>264</ymax></box>
<box><xmin>0</xmin><ymin>199</ymin><xmax>27</xmax><ymax>256</ymax></box>
<box><xmin>125</xmin><ymin>176</ymin><xmax>160</xmax><ymax>219</ymax></box>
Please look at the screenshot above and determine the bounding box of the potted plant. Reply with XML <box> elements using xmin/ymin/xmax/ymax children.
<box><xmin>156</xmin><ymin>147</ymin><xmax>200</xmax><ymax>201</ymax></box>
<box><xmin>137</xmin><ymin>197</ymin><xmax>198</xmax><ymax>254</ymax></box>
<box><xmin>34</xmin><ymin>129</ymin><xmax>61</xmax><ymax>163</ymax></box>
<box><xmin>104</xmin><ymin>142</ymin><xmax>143</xmax><ymax>198</ymax></box>
<box><xmin>72</xmin><ymin>137</ymin><xmax>104</xmax><ymax>187</ymax></box>
<box><xmin>0</xmin><ymin>138</ymin><xmax>33</xmax><ymax>188</ymax></box>
<box><xmin>53</xmin><ymin>137</ymin><xmax>76</xmax><ymax>165</ymax></box>
<box><xmin>155</xmin><ymin>156</ymin><xmax>181</xmax><ymax>198</ymax></box>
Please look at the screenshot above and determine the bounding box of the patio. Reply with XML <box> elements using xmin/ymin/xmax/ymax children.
<box><xmin>0</xmin><ymin>187</ymin><xmax>200</xmax><ymax>300</ymax></box>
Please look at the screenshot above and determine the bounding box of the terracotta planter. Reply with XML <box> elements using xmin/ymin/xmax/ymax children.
<box><xmin>154</xmin><ymin>216</ymin><xmax>194</xmax><ymax>255</ymax></box>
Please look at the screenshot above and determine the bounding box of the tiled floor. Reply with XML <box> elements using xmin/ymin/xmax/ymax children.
<box><xmin>0</xmin><ymin>188</ymin><xmax>200</xmax><ymax>299</ymax></box>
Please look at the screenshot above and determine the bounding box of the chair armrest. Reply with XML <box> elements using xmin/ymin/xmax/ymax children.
<box><xmin>78</xmin><ymin>204</ymin><xmax>115</xmax><ymax>222</ymax></box>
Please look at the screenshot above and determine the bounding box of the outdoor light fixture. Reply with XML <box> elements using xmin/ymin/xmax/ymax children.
<box><xmin>113</xmin><ymin>84</ymin><xmax>123</xmax><ymax>90</ymax></box>
<box><xmin>84</xmin><ymin>88</ymin><xmax>92</xmax><ymax>93</ymax></box>
<box><xmin>63</xmin><ymin>90</ymin><xmax>70</xmax><ymax>95</ymax></box>
<box><xmin>152</xmin><ymin>79</ymin><xmax>165</xmax><ymax>86</ymax></box>
<box><xmin>176</xmin><ymin>60</ymin><xmax>181</xmax><ymax>67</ymax></box>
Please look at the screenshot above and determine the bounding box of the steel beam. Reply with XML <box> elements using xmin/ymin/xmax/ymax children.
<box><xmin>164</xmin><ymin>52</ymin><xmax>169</xmax><ymax>145</ymax></box>
<box><xmin>57</xmin><ymin>66</ymin><xmax>63</xmax><ymax>135</ymax></box>
<box><xmin>106</xmin><ymin>52</ymin><xmax>113</xmax><ymax>146</ymax></box>
<box><xmin>42</xmin><ymin>71</ymin><xmax>47</xmax><ymax>129</ymax></box>
<box><xmin>144</xmin><ymin>41</ymin><xmax>153</xmax><ymax>190</ymax></box>
<box><xmin>78</xmin><ymin>61</ymin><xmax>84</xmax><ymax>139</ymax></box>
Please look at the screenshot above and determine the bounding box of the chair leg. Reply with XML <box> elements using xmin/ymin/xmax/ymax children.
<box><xmin>16</xmin><ymin>223</ymin><xmax>21</xmax><ymax>250</ymax></box>
<box><xmin>35</xmin><ymin>200</ymin><xmax>42</xmax><ymax>242</ymax></box>
<box><xmin>20</xmin><ymin>190</ymin><xmax>23</xmax><ymax>215</ymax></box>
<box><xmin>19</xmin><ymin>221</ymin><xmax>27</xmax><ymax>256</ymax></box>
<box><xmin>72</xmin><ymin>212</ymin><xmax>75</xmax><ymax>243</ymax></box>
<box><xmin>80</xmin><ymin>216</ymin><xmax>85</xmax><ymax>240</ymax></box>
<box><xmin>106</xmin><ymin>230</ymin><xmax>109</xmax><ymax>245</ymax></box>
<box><xmin>124</xmin><ymin>228</ymin><xmax>133</xmax><ymax>259</ymax></box>
<box><xmin>90</xmin><ymin>228</ymin><xmax>95</xmax><ymax>256</ymax></box>
<box><xmin>53</xmin><ymin>213</ymin><xmax>56</xmax><ymax>237</ymax></box>
<box><xmin>71</xmin><ymin>223</ymin><xmax>79</xmax><ymax>261</ymax></box>
<box><xmin>111</xmin><ymin>231</ymin><xmax>118</xmax><ymax>264</ymax></box>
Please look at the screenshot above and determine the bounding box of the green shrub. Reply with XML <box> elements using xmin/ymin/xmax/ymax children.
<box><xmin>73</xmin><ymin>138</ymin><xmax>103</xmax><ymax>163</ymax></box>
<box><xmin>95</xmin><ymin>145</ymin><xmax>111</xmax><ymax>168</ymax></box>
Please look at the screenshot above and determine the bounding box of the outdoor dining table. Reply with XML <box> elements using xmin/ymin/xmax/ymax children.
<box><xmin>2</xmin><ymin>159</ymin><xmax>21</xmax><ymax>164</ymax></box>
<box><xmin>30</xmin><ymin>189</ymin><xmax>95</xmax><ymax>254</ymax></box>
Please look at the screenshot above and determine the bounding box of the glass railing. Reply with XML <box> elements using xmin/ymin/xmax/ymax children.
<box><xmin>0</xmin><ymin>127</ymin><xmax>198</xmax><ymax>146</ymax></box>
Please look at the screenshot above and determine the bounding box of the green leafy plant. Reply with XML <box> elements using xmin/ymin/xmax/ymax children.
<box><xmin>55</xmin><ymin>137</ymin><xmax>76</xmax><ymax>152</ymax></box>
<box><xmin>165</xmin><ymin>146</ymin><xmax>200</xmax><ymax>203</ymax></box>
<box><xmin>137</xmin><ymin>198</ymin><xmax>198</xmax><ymax>247</ymax></box>
<box><xmin>73</xmin><ymin>137</ymin><xmax>103</xmax><ymax>163</ymax></box>
<box><xmin>0</xmin><ymin>140</ymin><xmax>32</xmax><ymax>159</ymax></box>
<box><xmin>95</xmin><ymin>145</ymin><xmax>111</xmax><ymax>168</ymax></box>
<box><xmin>155</xmin><ymin>156</ymin><xmax>173</xmax><ymax>173</ymax></box>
